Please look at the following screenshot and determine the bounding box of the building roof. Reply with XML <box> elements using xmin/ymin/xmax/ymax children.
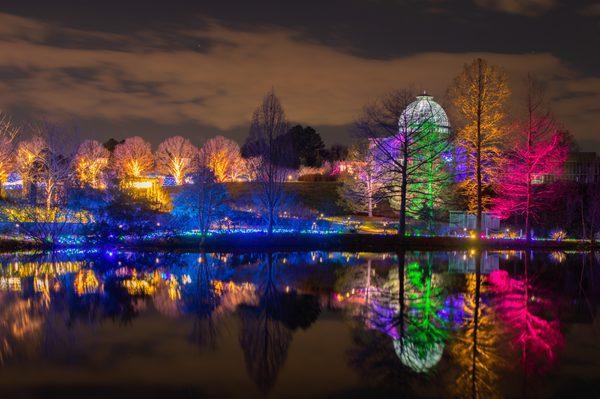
<box><xmin>399</xmin><ymin>94</ymin><xmax>450</xmax><ymax>132</ymax></box>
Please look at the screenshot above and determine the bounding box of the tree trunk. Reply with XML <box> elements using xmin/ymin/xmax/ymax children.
<box><xmin>398</xmin><ymin>138</ymin><xmax>409</xmax><ymax>239</ymax></box>
<box><xmin>475</xmin><ymin>59</ymin><xmax>483</xmax><ymax>237</ymax></box>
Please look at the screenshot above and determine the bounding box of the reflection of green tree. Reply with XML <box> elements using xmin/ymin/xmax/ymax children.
<box><xmin>397</xmin><ymin>255</ymin><xmax>448</xmax><ymax>373</ymax></box>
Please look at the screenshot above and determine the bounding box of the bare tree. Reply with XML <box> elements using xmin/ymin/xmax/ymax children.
<box><xmin>112</xmin><ymin>136</ymin><xmax>154</xmax><ymax>178</ymax></box>
<box><xmin>172</xmin><ymin>149</ymin><xmax>229</xmax><ymax>240</ymax></box>
<box><xmin>0</xmin><ymin>113</ymin><xmax>20</xmax><ymax>198</ymax></box>
<box><xmin>358</xmin><ymin>90</ymin><xmax>452</xmax><ymax>238</ymax></box>
<box><xmin>74</xmin><ymin>139</ymin><xmax>110</xmax><ymax>189</ymax></box>
<box><xmin>155</xmin><ymin>135</ymin><xmax>197</xmax><ymax>185</ymax></box>
<box><xmin>200</xmin><ymin>135</ymin><xmax>244</xmax><ymax>182</ymax></box>
<box><xmin>244</xmin><ymin>90</ymin><xmax>290</xmax><ymax>234</ymax></box>
<box><xmin>32</xmin><ymin>122</ymin><xmax>77</xmax><ymax>210</ymax></box>
<box><xmin>1</xmin><ymin>123</ymin><xmax>82</xmax><ymax>245</ymax></box>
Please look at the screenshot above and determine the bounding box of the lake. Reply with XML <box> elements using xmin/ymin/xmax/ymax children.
<box><xmin>0</xmin><ymin>249</ymin><xmax>598</xmax><ymax>398</ymax></box>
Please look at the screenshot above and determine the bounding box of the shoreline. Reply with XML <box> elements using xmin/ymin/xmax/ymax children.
<box><xmin>1</xmin><ymin>234</ymin><xmax>596</xmax><ymax>253</ymax></box>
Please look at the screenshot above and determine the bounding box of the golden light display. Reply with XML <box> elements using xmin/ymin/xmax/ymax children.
<box><xmin>74</xmin><ymin>269</ymin><xmax>100</xmax><ymax>296</ymax></box>
<box><xmin>449</xmin><ymin>58</ymin><xmax>510</xmax><ymax>220</ymax></box>
<box><xmin>200</xmin><ymin>135</ymin><xmax>245</xmax><ymax>182</ymax></box>
<box><xmin>112</xmin><ymin>136</ymin><xmax>154</xmax><ymax>178</ymax></box>
<box><xmin>74</xmin><ymin>139</ymin><xmax>110</xmax><ymax>188</ymax></box>
<box><xmin>155</xmin><ymin>136</ymin><xmax>197</xmax><ymax>185</ymax></box>
<box><xmin>16</xmin><ymin>135</ymin><xmax>45</xmax><ymax>196</ymax></box>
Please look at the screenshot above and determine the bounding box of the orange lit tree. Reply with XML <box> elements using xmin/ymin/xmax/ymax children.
<box><xmin>155</xmin><ymin>135</ymin><xmax>197</xmax><ymax>185</ymax></box>
<box><xmin>0</xmin><ymin>113</ymin><xmax>19</xmax><ymax>198</ymax></box>
<box><xmin>74</xmin><ymin>139</ymin><xmax>110</xmax><ymax>188</ymax></box>
<box><xmin>112</xmin><ymin>136</ymin><xmax>154</xmax><ymax>178</ymax></box>
<box><xmin>16</xmin><ymin>135</ymin><xmax>45</xmax><ymax>198</ymax></box>
<box><xmin>200</xmin><ymin>135</ymin><xmax>244</xmax><ymax>182</ymax></box>
<box><xmin>449</xmin><ymin>58</ymin><xmax>510</xmax><ymax>234</ymax></box>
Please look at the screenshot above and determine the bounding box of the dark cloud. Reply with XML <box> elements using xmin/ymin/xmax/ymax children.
<box><xmin>0</xmin><ymin>2</ymin><xmax>597</xmax><ymax>149</ymax></box>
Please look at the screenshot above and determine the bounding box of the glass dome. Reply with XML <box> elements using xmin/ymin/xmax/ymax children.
<box><xmin>399</xmin><ymin>93</ymin><xmax>450</xmax><ymax>133</ymax></box>
<box><xmin>394</xmin><ymin>338</ymin><xmax>444</xmax><ymax>373</ymax></box>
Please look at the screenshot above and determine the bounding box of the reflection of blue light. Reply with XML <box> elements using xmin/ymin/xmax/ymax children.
<box><xmin>162</xmin><ymin>176</ymin><xmax>177</xmax><ymax>187</ymax></box>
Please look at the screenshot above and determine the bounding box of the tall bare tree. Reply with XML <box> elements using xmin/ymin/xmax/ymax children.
<box><xmin>449</xmin><ymin>58</ymin><xmax>509</xmax><ymax>235</ymax></box>
<box><xmin>358</xmin><ymin>90</ymin><xmax>452</xmax><ymax>238</ymax></box>
<box><xmin>0</xmin><ymin>113</ymin><xmax>20</xmax><ymax>198</ymax></box>
<box><xmin>155</xmin><ymin>135</ymin><xmax>197</xmax><ymax>185</ymax></box>
<box><xmin>32</xmin><ymin>122</ymin><xmax>77</xmax><ymax>210</ymax></box>
<box><xmin>244</xmin><ymin>90</ymin><xmax>290</xmax><ymax>234</ymax></box>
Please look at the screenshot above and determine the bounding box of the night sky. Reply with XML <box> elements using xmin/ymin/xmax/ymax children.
<box><xmin>0</xmin><ymin>0</ymin><xmax>598</xmax><ymax>149</ymax></box>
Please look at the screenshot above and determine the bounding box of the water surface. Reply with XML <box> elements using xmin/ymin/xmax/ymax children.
<box><xmin>0</xmin><ymin>249</ymin><xmax>598</xmax><ymax>398</ymax></box>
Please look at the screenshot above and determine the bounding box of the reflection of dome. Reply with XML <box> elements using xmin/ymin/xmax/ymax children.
<box><xmin>394</xmin><ymin>338</ymin><xmax>444</xmax><ymax>373</ymax></box>
<box><xmin>399</xmin><ymin>93</ymin><xmax>450</xmax><ymax>133</ymax></box>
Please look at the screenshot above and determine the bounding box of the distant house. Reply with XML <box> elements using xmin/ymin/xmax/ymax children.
<box><xmin>562</xmin><ymin>152</ymin><xmax>600</xmax><ymax>184</ymax></box>
<box><xmin>449</xmin><ymin>211</ymin><xmax>500</xmax><ymax>233</ymax></box>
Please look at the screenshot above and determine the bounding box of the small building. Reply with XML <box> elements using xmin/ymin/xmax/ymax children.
<box><xmin>120</xmin><ymin>176</ymin><xmax>164</xmax><ymax>204</ymax></box>
<box><xmin>449</xmin><ymin>211</ymin><xmax>500</xmax><ymax>233</ymax></box>
<box><xmin>562</xmin><ymin>152</ymin><xmax>600</xmax><ymax>184</ymax></box>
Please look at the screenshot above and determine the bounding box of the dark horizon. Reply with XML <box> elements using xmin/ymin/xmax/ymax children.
<box><xmin>0</xmin><ymin>0</ymin><xmax>598</xmax><ymax>149</ymax></box>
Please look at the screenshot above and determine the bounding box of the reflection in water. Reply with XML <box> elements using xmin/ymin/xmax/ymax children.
<box><xmin>450</xmin><ymin>252</ymin><xmax>502</xmax><ymax>399</ymax></box>
<box><xmin>0</xmin><ymin>250</ymin><xmax>595</xmax><ymax>398</ymax></box>
<box><xmin>395</xmin><ymin>253</ymin><xmax>448</xmax><ymax>373</ymax></box>
<box><xmin>489</xmin><ymin>251</ymin><xmax>563</xmax><ymax>376</ymax></box>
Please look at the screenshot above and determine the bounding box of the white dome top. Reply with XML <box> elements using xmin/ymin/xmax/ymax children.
<box><xmin>399</xmin><ymin>93</ymin><xmax>450</xmax><ymax>133</ymax></box>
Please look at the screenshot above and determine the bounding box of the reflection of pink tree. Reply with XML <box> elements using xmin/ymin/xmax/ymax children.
<box><xmin>489</xmin><ymin>260</ymin><xmax>563</xmax><ymax>375</ymax></box>
<box><xmin>492</xmin><ymin>76</ymin><xmax>567</xmax><ymax>241</ymax></box>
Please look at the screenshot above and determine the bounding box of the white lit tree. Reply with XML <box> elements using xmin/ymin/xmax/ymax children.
<box><xmin>155</xmin><ymin>135</ymin><xmax>198</xmax><ymax>185</ymax></box>
<box><xmin>200</xmin><ymin>135</ymin><xmax>244</xmax><ymax>182</ymax></box>
<box><xmin>74</xmin><ymin>139</ymin><xmax>110</xmax><ymax>189</ymax></box>
<box><xmin>337</xmin><ymin>142</ymin><xmax>383</xmax><ymax>217</ymax></box>
<box><xmin>112</xmin><ymin>136</ymin><xmax>154</xmax><ymax>178</ymax></box>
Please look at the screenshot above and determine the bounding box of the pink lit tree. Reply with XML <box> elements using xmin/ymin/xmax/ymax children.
<box><xmin>492</xmin><ymin>76</ymin><xmax>568</xmax><ymax>241</ymax></box>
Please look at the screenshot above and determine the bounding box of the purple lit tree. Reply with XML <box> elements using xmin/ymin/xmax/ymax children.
<box><xmin>358</xmin><ymin>90</ymin><xmax>453</xmax><ymax>237</ymax></box>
